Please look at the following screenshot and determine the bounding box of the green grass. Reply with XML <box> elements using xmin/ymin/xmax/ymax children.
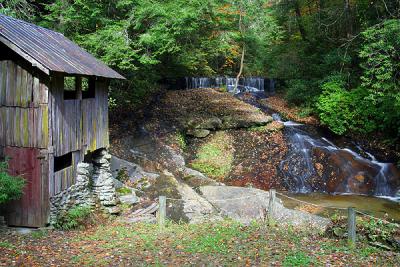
<box><xmin>116</xmin><ymin>187</ymin><xmax>132</xmax><ymax>195</ymax></box>
<box><xmin>248</xmin><ymin>125</ymin><xmax>270</xmax><ymax>132</ymax></box>
<box><xmin>31</xmin><ymin>229</ymin><xmax>48</xmax><ymax>239</ymax></box>
<box><xmin>190</xmin><ymin>131</ymin><xmax>233</xmax><ymax>179</ymax></box>
<box><xmin>175</xmin><ymin>131</ymin><xmax>187</xmax><ymax>150</ymax></box>
<box><xmin>0</xmin><ymin>241</ymin><xmax>15</xmax><ymax>249</ymax></box>
<box><xmin>1</xmin><ymin>219</ymin><xmax>399</xmax><ymax>266</ymax></box>
<box><xmin>283</xmin><ymin>251</ymin><xmax>314</xmax><ymax>267</ymax></box>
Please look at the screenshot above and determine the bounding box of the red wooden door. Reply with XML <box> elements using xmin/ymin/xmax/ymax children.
<box><xmin>4</xmin><ymin>147</ymin><xmax>43</xmax><ymax>227</ymax></box>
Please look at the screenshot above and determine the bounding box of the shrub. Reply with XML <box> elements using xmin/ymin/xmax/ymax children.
<box><xmin>328</xmin><ymin>215</ymin><xmax>400</xmax><ymax>251</ymax></box>
<box><xmin>116</xmin><ymin>167</ymin><xmax>129</xmax><ymax>183</ymax></box>
<box><xmin>54</xmin><ymin>205</ymin><xmax>92</xmax><ymax>230</ymax></box>
<box><xmin>0</xmin><ymin>160</ymin><xmax>25</xmax><ymax>204</ymax></box>
<box><xmin>285</xmin><ymin>79</ymin><xmax>320</xmax><ymax>106</ymax></box>
<box><xmin>316</xmin><ymin>74</ymin><xmax>379</xmax><ymax>135</ymax></box>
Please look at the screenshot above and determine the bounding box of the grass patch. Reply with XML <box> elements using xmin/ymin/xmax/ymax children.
<box><xmin>283</xmin><ymin>251</ymin><xmax>314</xmax><ymax>267</ymax></box>
<box><xmin>248</xmin><ymin>125</ymin><xmax>270</xmax><ymax>132</ymax></box>
<box><xmin>175</xmin><ymin>131</ymin><xmax>187</xmax><ymax>150</ymax></box>
<box><xmin>116</xmin><ymin>187</ymin><xmax>132</xmax><ymax>195</ymax></box>
<box><xmin>31</xmin><ymin>229</ymin><xmax>48</xmax><ymax>239</ymax></box>
<box><xmin>1</xmin><ymin>219</ymin><xmax>399</xmax><ymax>266</ymax></box>
<box><xmin>190</xmin><ymin>131</ymin><xmax>234</xmax><ymax>179</ymax></box>
<box><xmin>0</xmin><ymin>241</ymin><xmax>15</xmax><ymax>249</ymax></box>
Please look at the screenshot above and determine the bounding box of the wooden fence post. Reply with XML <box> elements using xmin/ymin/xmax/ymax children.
<box><xmin>348</xmin><ymin>207</ymin><xmax>356</xmax><ymax>247</ymax></box>
<box><xmin>268</xmin><ymin>189</ymin><xmax>276</xmax><ymax>225</ymax></box>
<box><xmin>158</xmin><ymin>196</ymin><xmax>166</xmax><ymax>230</ymax></box>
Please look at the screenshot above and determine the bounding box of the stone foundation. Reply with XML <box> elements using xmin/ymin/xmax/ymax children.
<box><xmin>92</xmin><ymin>149</ymin><xmax>120</xmax><ymax>214</ymax></box>
<box><xmin>49</xmin><ymin>149</ymin><xmax>119</xmax><ymax>225</ymax></box>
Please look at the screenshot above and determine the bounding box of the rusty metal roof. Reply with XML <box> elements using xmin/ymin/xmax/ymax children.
<box><xmin>0</xmin><ymin>14</ymin><xmax>125</xmax><ymax>79</ymax></box>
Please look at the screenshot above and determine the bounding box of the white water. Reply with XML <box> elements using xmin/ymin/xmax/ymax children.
<box><xmin>186</xmin><ymin>77</ymin><xmax>275</xmax><ymax>94</ymax></box>
<box><xmin>272</xmin><ymin>113</ymin><xmax>399</xmax><ymax>198</ymax></box>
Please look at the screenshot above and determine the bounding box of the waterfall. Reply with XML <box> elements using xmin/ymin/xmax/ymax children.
<box><xmin>186</xmin><ymin>77</ymin><xmax>275</xmax><ymax>94</ymax></box>
<box><xmin>272</xmin><ymin>114</ymin><xmax>399</xmax><ymax>197</ymax></box>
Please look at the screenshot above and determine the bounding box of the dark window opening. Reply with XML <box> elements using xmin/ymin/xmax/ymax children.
<box><xmin>82</xmin><ymin>77</ymin><xmax>96</xmax><ymax>99</ymax></box>
<box><xmin>54</xmin><ymin>152</ymin><xmax>72</xmax><ymax>172</ymax></box>
<box><xmin>84</xmin><ymin>148</ymin><xmax>102</xmax><ymax>164</ymax></box>
<box><xmin>64</xmin><ymin>76</ymin><xmax>78</xmax><ymax>100</ymax></box>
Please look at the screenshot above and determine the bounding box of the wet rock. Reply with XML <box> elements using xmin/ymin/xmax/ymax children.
<box><xmin>199</xmin><ymin>186</ymin><xmax>331</xmax><ymax>231</ymax></box>
<box><xmin>311</xmin><ymin>147</ymin><xmax>400</xmax><ymax>195</ymax></box>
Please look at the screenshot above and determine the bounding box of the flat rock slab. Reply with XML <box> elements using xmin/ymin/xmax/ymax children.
<box><xmin>111</xmin><ymin>155</ymin><xmax>160</xmax><ymax>182</ymax></box>
<box><xmin>199</xmin><ymin>186</ymin><xmax>330</xmax><ymax>231</ymax></box>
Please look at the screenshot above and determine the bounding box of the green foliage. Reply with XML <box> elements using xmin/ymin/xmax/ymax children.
<box><xmin>116</xmin><ymin>167</ymin><xmax>129</xmax><ymax>183</ymax></box>
<box><xmin>31</xmin><ymin>230</ymin><xmax>48</xmax><ymax>239</ymax></box>
<box><xmin>328</xmin><ymin>215</ymin><xmax>400</xmax><ymax>251</ymax></box>
<box><xmin>54</xmin><ymin>205</ymin><xmax>92</xmax><ymax>230</ymax></box>
<box><xmin>0</xmin><ymin>241</ymin><xmax>15</xmax><ymax>249</ymax></box>
<box><xmin>174</xmin><ymin>132</ymin><xmax>187</xmax><ymax>150</ymax></box>
<box><xmin>0</xmin><ymin>160</ymin><xmax>25</xmax><ymax>204</ymax></box>
<box><xmin>180</xmin><ymin>222</ymin><xmax>248</xmax><ymax>254</ymax></box>
<box><xmin>0</xmin><ymin>0</ymin><xmax>34</xmax><ymax>20</ymax></box>
<box><xmin>190</xmin><ymin>132</ymin><xmax>233</xmax><ymax>179</ymax></box>
<box><xmin>116</xmin><ymin>187</ymin><xmax>132</xmax><ymax>195</ymax></box>
<box><xmin>360</xmin><ymin>20</ymin><xmax>400</xmax><ymax>96</ymax></box>
<box><xmin>317</xmin><ymin>83</ymin><xmax>379</xmax><ymax>135</ymax></box>
<box><xmin>285</xmin><ymin>79</ymin><xmax>320</xmax><ymax>106</ymax></box>
<box><xmin>282</xmin><ymin>251</ymin><xmax>313</xmax><ymax>267</ymax></box>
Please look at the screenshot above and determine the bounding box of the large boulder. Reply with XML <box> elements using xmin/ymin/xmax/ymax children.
<box><xmin>143</xmin><ymin>171</ymin><xmax>221</xmax><ymax>223</ymax></box>
<box><xmin>199</xmin><ymin>186</ymin><xmax>330</xmax><ymax>231</ymax></box>
<box><xmin>111</xmin><ymin>155</ymin><xmax>160</xmax><ymax>183</ymax></box>
<box><xmin>221</xmin><ymin>114</ymin><xmax>273</xmax><ymax>129</ymax></box>
<box><xmin>181</xmin><ymin>167</ymin><xmax>219</xmax><ymax>187</ymax></box>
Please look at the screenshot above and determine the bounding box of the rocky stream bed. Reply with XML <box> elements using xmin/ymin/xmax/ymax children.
<box><xmin>109</xmin><ymin>88</ymin><xmax>400</xmax><ymax>228</ymax></box>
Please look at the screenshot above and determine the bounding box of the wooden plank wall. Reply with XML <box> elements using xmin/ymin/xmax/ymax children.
<box><xmin>0</xmin><ymin>60</ymin><xmax>110</xmax><ymax>201</ymax></box>
<box><xmin>0</xmin><ymin>60</ymin><xmax>49</xmax><ymax>148</ymax></box>
<box><xmin>52</xmin><ymin>76</ymin><xmax>109</xmax><ymax>157</ymax></box>
<box><xmin>50</xmin><ymin>151</ymin><xmax>81</xmax><ymax>196</ymax></box>
<box><xmin>4</xmin><ymin>147</ymin><xmax>44</xmax><ymax>227</ymax></box>
<box><xmin>49</xmin><ymin>76</ymin><xmax>109</xmax><ymax>196</ymax></box>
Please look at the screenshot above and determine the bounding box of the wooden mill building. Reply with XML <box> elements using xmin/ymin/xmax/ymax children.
<box><xmin>0</xmin><ymin>15</ymin><xmax>124</xmax><ymax>227</ymax></box>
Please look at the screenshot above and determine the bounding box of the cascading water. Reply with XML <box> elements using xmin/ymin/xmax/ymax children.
<box><xmin>186</xmin><ymin>77</ymin><xmax>275</xmax><ymax>95</ymax></box>
<box><xmin>239</xmin><ymin>95</ymin><xmax>400</xmax><ymax>199</ymax></box>
<box><xmin>274</xmin><ymin>114</ymin><xmax>400</xmax><ymax>198</ymax></box>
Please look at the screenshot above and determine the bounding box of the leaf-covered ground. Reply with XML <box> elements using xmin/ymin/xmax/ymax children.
<box><xmin>259</xmin><ymin>95</ymin><xmax>319</xmax><ymax>125</ymax></box>
<box><xmin>1</xmin><ymin>220</ymin><xmax>399</xmax><ymax>266</ymax></box>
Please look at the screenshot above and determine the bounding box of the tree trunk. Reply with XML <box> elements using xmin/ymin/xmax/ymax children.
<box><xmin>234</xmin><ymin>46</ymin><xmax>245</xmax><ymax>94</ymax></box>
<box><xmin>344</xmin><ymin>0</ymin><xmax>353</xmax><ymax>38</ymax></box>
<box><xmin>233</xmin><ymin>5</ymin><xmax>245</xmax><ymax>94</ymax></box>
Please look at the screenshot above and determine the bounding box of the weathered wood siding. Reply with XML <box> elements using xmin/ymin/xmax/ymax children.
<box><xmin>50</xmin><ymin>151</ymin><xmax>81</xmax><ymax>196</ymax></box>
<box><xmin>0</xmin><ymin>58</ymin><xmax>110</xmax><ymax>227</ymax></box>
<box><xmin>82</xmin><ymin>79</ymin><xmax>109</xmax><ymax>153</ymax></box>
<box><xmin>51</xmin><ymin>76</ymin><xmax>109</xmax><ymax>157</ymax></box>
<box><xmin>0</xmin><ymin>60</ymin><xmax>50</xmax><ymax>148</ymax></box>
<box><xmin>3</xmin><ymin>147</ymin><xmax>48</xmax><ymax>227</ymax></box>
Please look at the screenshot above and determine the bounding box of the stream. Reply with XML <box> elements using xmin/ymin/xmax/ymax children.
<box><xmin>188</xmin><ymin>77</ymin><xmax>400</xmax><ymax>220</ymax></box>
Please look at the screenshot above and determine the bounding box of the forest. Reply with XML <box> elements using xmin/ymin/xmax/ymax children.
<box><xmin>1</xmin><ymin>0</ymin><xmax>399</xmax><ymax>143</ymax></box>
<box><xmin>1</xmin><ymin>1</ymin><xmax>400</xmax><ymax>265</ymax></box>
